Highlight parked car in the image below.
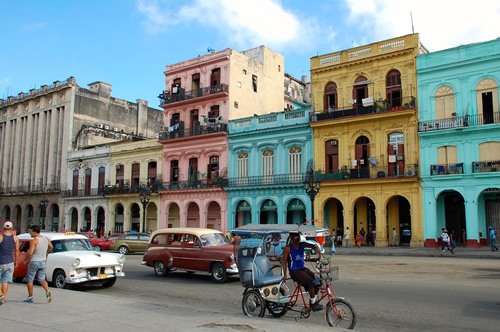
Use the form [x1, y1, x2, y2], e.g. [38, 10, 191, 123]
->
[141, 228, 238, 283]
[77, 232, 114, 251]
[110, 232, 150, 254]
[15, 232, 126, 289]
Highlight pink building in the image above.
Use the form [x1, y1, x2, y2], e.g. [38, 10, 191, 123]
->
[158, 46, 285, 232]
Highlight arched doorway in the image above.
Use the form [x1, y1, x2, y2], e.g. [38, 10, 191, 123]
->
[186, 202, 200, 228]
[115, 204, 124, 233]
[168, 203, 180, 228]
[96, 206, 105, 235]
[386, 196, 412, 246]
[83, 207, 91, 231]
[286, 198, 306, 225]
[131, 203, 140, 232]
[145, 202, 158, 232]
[70, 208, 78, 232]
[437, 191, 465, 246]
[235, 200, 251, 227]
[207, 201, 222, 231]
[353, 197, 375, 245]
[260, 199, 277, 224]
[323, 198, 344, 234]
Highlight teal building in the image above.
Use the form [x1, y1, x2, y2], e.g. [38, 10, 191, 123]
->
[417, 38, 500, 247]
[226, 108, 313, 229]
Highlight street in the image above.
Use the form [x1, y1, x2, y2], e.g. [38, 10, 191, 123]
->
[85, 254, 500, 331]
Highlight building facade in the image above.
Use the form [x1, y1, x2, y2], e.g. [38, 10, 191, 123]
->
[309, 34, 425, 247]
[226, 107, 313, 230]
[417, 38, 500, 247]
[157, 46, 285, 232]
[0, 77, 163, 233]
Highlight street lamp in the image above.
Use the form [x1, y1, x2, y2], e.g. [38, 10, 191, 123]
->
[139, 188, 151, 233]
[40, 198, 49, 230]
[303, 168, 320, 225]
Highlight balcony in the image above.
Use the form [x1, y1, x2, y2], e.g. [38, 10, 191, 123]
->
[311, 96, 415, 122]
[472, 160, 500, 173]
[419, 113, 500, 132]
[158, 84, 229, 105]
[162, 178, 225, 190]
[158, 122, 228, 141]
[223, 173, 306, 188]
[316, 164, 419, 181]
[0, 183, 60, 196]
[430, 163, 464, 176]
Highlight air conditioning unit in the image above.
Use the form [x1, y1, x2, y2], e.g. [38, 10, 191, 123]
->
[97, 123, 104, 129]
[406, 170, 416, 176]
[104, 125, 110, 130]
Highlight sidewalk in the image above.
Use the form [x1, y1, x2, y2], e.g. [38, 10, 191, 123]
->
[332, 244, 500, 259]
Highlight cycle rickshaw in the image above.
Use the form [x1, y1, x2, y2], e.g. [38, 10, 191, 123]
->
[231, 224, 356, 329]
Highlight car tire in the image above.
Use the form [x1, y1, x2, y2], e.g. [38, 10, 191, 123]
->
[52, 270, 69, 289]
[93, 245, 102, 251]
[118, 246, 129, 255]
[211, 262, 228, 283]
[101, 277, 117, 288]
[154, 261, 168, 277]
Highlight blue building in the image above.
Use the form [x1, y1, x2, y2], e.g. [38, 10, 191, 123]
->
[417, 38, 500, 247]
[226, 108, 313, 229]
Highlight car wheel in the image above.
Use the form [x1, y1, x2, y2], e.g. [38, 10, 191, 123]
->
[118, 246, 129, 255]
[53, 270, 68, 289]
[211, 262, 228, 283]
[101, 277, 116, 288]
[154, 261, 168, 277]
[93, 245, 102, 251]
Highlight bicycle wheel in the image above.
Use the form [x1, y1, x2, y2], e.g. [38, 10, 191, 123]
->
[242, 290, 266, 317]
[325, 298, 356, 329]
[267, 301, 288, 317]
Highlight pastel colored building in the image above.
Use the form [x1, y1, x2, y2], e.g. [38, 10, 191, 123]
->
[417, 38, 500, 247]
[157, 46, 285, 232]
[309, 34, 425, 247]
[226, 108, 313, 229]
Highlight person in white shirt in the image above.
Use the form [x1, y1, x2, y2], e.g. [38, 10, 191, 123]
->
[440, 228, 452, 253]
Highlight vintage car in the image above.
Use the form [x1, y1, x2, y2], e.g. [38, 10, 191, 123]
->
[77, 232, 114, 251]
[141, 228, 238, 283]
[110, 232, 150, 254]
[15, 232, 126, 289]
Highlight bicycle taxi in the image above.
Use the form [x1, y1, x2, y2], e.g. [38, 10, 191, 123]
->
[231, 224, 356, 329]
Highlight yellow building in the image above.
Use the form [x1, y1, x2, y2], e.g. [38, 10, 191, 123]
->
[309, 34, 426, 247]
[106, 139, 163, 233]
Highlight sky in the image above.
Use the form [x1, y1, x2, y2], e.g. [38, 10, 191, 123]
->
[1, 0, 499, 109]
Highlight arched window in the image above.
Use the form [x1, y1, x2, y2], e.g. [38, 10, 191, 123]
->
[238, 153, 249, 178]
[324, 82, 337, 110]
[387, 133, 404, 176]
[435, 86, 455, 119]
[353, 76, 369, 109]
[325, 140, 339, 173]
[262, 150, 274, 182]
[386, 70, 402, 108]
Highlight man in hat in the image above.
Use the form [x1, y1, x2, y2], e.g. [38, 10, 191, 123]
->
[282, 231, 323, 311]
[0, 221, 19, 305]
[488, 226, 498, 252]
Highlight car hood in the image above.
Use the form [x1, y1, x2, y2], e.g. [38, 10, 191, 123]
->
[49, 250, 124, 266]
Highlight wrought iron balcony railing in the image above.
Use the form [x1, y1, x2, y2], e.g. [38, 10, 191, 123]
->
[315, 164, 419, 181]
[223, 173, 306, 187]
[472, 160, 500, 173]
[0, 183, 61, 195]
[430, 163, 464, 176]
[162, 178, 225, 190]
[418, 113, 500, 132]
[158, 84, 229, 105]
[158, 123, 228, 141]
[311, 96, 415, 122]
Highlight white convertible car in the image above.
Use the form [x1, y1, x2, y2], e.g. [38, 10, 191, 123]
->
[16, 232, 126, 289]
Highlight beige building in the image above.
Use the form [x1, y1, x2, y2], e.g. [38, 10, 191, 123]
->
[0, 77, 163, 233]
[309, 34, 426, 247]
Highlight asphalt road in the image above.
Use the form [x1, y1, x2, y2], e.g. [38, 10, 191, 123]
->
[82, 254, 500, 331]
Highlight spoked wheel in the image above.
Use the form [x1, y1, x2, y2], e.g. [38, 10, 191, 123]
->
[325, 298, 356, 329]
[242, 290, 266, 317]
[267, 301, 288, 317]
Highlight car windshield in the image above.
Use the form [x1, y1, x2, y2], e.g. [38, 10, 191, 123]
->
[199, 233, 228, 247]
[51, 239, 93, 253]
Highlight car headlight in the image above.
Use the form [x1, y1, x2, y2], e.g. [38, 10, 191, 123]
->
[118, 254, 126, 264]
[72, 258, 81, 268]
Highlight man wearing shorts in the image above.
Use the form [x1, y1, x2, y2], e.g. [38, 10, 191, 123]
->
[282, 231, 323, 311]
[23, 225, 53, 303]
[0, 221, 19, 305]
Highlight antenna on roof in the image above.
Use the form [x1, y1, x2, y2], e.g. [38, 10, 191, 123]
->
[410, 11, 414, 34]
[207, 47, 215, 53]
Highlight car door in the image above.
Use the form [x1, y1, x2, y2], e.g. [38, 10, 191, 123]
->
[179, 234, 208, 271]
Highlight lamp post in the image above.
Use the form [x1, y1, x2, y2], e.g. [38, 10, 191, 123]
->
[139, 188, 151, 233]
[40, 198, 49, 230]
[303, 168, 320, 225]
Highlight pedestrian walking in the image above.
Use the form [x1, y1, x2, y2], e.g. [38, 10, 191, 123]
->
[355, 231, 362, 248]
[23, 225, 53, 303]
[440, 228, 452, 253]
[488, 226, 498, 252]
[344, 227, 351, 248]
[336, 228, 343, 246]
[391, 227, 398, 246]
[449, 230, 457, 254]
[0, 221, 19, 305]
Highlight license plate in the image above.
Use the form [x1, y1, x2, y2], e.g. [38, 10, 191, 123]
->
[97, 273, 107, 279]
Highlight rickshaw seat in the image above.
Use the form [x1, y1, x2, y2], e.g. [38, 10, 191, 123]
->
[238, 247, 282, 288]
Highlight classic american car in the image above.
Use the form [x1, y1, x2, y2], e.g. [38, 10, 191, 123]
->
[15, 232, 126, 289]
[141, 228, 238, 283]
